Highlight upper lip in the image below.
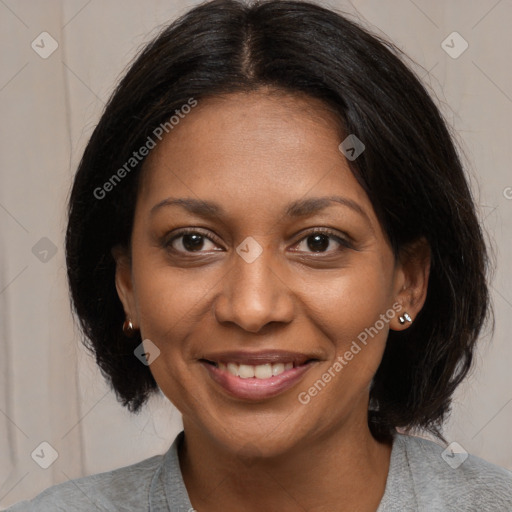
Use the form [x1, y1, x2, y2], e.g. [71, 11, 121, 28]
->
[200, 350, 318, 366]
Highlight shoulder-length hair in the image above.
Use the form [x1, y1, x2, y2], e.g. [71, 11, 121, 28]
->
[65, 0, 491, 442]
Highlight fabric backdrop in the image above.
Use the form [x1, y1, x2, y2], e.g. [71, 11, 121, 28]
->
[1, 0, 511, 507]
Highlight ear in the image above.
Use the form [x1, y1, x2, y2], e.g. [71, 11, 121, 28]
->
[390, 237, 431, 331]
[111, 244, 139, 328]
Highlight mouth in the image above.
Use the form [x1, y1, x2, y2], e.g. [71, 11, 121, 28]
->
[199, 350, 319, 401]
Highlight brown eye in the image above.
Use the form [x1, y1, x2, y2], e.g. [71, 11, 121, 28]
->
[305, 233, 330, 252]
[293, 229, 351, 254]
[180, 233, 208, 252]
[166, 229, 221, 254]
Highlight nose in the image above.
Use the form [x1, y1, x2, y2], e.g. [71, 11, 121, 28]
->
[213, 245, 295, 333]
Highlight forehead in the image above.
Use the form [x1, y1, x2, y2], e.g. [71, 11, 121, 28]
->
[137, 89, 373, 221]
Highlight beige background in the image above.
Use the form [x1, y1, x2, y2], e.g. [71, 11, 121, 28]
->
[1, 0, 511, 507]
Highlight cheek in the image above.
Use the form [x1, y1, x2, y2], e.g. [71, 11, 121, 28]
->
[133, 258, 214, 337]
[299, 262, 395, 399]
[129, 258, 214, 411]
[304, 264, 394, 344]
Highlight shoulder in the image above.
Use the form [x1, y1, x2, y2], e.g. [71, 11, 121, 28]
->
[3, 453, 164, 512]
[396, 433, 512, 510]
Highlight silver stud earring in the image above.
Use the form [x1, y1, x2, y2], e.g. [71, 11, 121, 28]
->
[398, 312, 412, 324]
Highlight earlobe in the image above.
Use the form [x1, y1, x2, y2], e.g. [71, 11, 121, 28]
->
[390, 237, 431, 331]
[111, 245, 138, 329]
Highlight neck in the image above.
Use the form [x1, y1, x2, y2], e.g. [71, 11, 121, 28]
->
[178, 418, 393, 512]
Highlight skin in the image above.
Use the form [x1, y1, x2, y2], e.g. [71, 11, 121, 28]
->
[113, 88, 430, 512]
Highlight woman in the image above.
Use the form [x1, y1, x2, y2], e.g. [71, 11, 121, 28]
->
[7, 0, 512, 510]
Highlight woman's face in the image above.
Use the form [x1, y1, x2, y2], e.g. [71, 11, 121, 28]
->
[114, 90, 426, 456]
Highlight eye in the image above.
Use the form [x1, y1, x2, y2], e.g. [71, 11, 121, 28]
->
[292, 228, 351, 254]
[164, 227, 352, 256]
[165, 229, 222, 254]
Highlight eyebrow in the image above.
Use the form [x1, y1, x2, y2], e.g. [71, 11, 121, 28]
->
[150, 195, 371, 224]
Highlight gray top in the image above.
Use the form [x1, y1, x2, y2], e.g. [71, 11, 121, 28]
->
[5, 431, 512, 511]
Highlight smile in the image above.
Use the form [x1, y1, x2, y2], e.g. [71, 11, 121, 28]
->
[199, 350, 319, 400]
[210, 361, 294, 378]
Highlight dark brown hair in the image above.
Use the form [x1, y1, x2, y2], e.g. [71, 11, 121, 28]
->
[65, 0, 492, 442]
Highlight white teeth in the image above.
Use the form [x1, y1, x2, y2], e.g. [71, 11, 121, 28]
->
[221, 362, 295, 379]
[227, 362, 239, 376]
[238, 364, 255, 379]
[272, 363, 285, 376]
[254, 363, 273, 379]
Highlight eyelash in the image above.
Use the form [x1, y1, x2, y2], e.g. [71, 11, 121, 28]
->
[164, 227, 352, 255]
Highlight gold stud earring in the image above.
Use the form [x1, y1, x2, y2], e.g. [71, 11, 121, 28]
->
[122, 319, 137, 337]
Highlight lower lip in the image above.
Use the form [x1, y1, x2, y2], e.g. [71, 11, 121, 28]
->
[201, 361, 315, 401]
